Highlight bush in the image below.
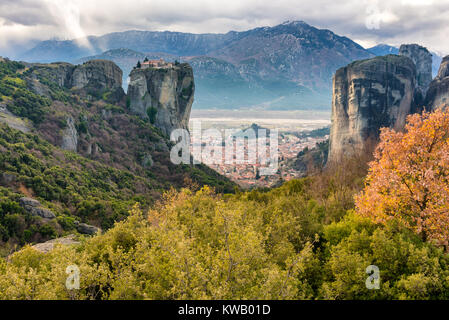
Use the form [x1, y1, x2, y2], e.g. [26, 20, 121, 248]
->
[146, 106, 157, 124]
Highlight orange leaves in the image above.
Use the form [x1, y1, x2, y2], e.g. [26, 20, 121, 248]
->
[356, 109, 449, 245]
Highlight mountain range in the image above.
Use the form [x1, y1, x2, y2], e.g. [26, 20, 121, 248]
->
[16, 21, 443, 110]
[17, 21, 374, 109]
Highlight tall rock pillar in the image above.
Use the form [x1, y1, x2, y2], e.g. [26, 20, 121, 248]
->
[399, 44, 432, 98]
[329, 55, 417, 163]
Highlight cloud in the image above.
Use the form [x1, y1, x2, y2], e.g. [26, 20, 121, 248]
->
[0, 0, 449, 57]
[44, 0, 92, 48]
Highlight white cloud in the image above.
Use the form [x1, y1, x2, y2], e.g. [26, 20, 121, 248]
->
[44, 0, 91, 48]
[0, 0, 449, 57]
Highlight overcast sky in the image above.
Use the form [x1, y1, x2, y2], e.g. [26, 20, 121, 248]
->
[0, 0, 449, 57]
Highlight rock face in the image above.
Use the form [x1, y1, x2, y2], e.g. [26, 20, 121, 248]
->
[29, 60, 125, 102]
[32, 235, 80, 253]
[399, 44, 432, 97]
[19, 197, 56, 219]
[0, 172, 17, 185]
[329, 55, 416, 163]
[127, 63, 194, 136]
[61, 116, 78, 151]
[75, 222, 101, 235]
[0, 107, 31, 133]
[71, 60, 123, 91]
[425, 55, 449, 110]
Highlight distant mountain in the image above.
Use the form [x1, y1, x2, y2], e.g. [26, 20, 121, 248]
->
[368, 43, 442, 78]
[21, 21, 375, 109]
[210, 21, 372, 90]
[367, 44, 399, 56]
[231, 123, 271, 139]
[19, 30, 233, 63]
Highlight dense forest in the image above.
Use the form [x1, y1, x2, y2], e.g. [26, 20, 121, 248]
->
[1, 109, 449, 299]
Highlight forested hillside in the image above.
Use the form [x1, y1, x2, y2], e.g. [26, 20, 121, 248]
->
[2, 109, 449, 299]
[0, 58, 235, 253]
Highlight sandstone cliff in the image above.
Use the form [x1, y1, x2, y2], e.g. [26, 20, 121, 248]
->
[399, 44, 432, 98]
[71, 60, 123, 93]
[425, 55, 449, 110]
[329, 55, 416, 163]
[28, 59, 125, 102]
[127, 63, 194, 136]
[61, 116, 78, 151]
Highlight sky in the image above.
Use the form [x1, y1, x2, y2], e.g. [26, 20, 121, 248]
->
[0, 0, 449, 57]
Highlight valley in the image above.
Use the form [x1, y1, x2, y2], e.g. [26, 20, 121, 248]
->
[1, 1, 449, 301]
[189, 109, 330, 188]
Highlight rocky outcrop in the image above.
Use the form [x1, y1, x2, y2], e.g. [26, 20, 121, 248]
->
[61, 116, 78, 151]
[71, 60, 122, 90]
[329, 55, 416, 163]
[19, 197, 56, 219]
[32, 235, 80, 253]
[0, 172, 17, 185]
[425, 55, 449, 110]
[127, 63, 195, 136]
[75, 221, 101, 235]
[0, 107, 32, 133]
[26, 62, 74, 88]
[28, 60, 125, 102]
[399, 44, 432, 97]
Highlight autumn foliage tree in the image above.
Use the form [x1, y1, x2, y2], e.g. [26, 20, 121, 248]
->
[356, 109, 449, 245]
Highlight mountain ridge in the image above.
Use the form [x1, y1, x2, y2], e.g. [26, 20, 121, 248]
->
[19, 21, 374, 109]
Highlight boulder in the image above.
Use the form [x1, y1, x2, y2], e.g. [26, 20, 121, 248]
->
[19, 197, 56, 219]
[75, 222, 101, 235]
[0, 172, 17, 185]
[32, 235, 80, 253]
[19, 197, 41, 208]
[29, 207, 56, 219]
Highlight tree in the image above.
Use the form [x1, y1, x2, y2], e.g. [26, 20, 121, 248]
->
[355, 109, 449, 245]
[146, 106, 157, 124]
[136, 61, 141, 68]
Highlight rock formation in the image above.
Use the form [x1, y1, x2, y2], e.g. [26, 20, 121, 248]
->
[32, 235, 80, 253]
[127, 63, 194, 136]
[425, 55, 449, 110]
[74, 221, 101, 235]
[399, 44, 432, 97]
[0, 172, 17, 186]
[71, 60, 123, 91]
[28, 60, 125, 102]
[61, 116, 78, 151]
[329, 55, 417, 163]
[19, 197, 56, 219]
